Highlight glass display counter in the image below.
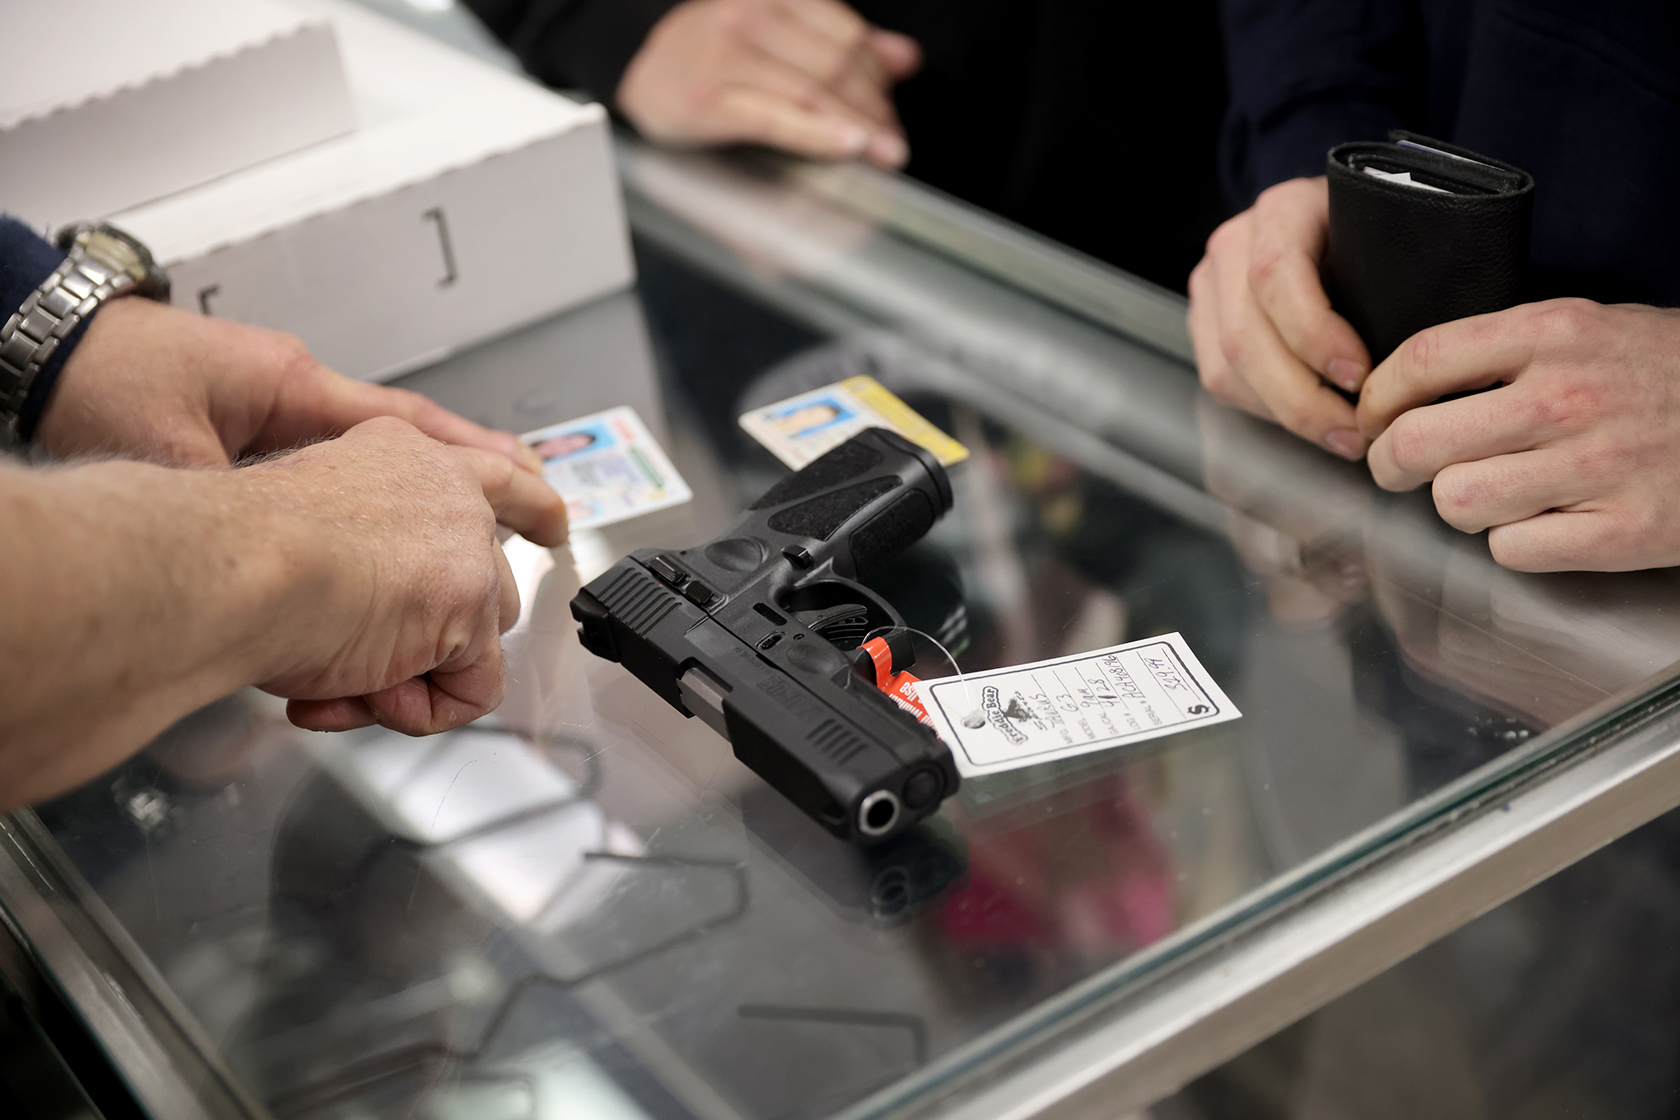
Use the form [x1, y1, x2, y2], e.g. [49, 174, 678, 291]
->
[7, 134, 1680, 1120]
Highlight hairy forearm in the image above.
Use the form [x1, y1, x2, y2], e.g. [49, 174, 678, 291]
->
[0, 459, 317, 807]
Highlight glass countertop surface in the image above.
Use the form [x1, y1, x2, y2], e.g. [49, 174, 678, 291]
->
[19, 145, 1680, 1120]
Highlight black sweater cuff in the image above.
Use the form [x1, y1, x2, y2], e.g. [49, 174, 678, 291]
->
[463, 0, 682, 107]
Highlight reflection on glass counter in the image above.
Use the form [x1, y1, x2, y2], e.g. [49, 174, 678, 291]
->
[16, 145, 1680, 1120]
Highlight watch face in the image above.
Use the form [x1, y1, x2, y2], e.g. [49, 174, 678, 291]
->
[52, 221, 170, 302]
[81, 228, 148, 282]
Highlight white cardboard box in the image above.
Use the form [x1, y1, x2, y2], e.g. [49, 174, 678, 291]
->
[109, 0, 636, 382]
[0, 0, 355, 232]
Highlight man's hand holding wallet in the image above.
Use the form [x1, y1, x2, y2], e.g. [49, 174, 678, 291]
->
[1189, 132, 1680, 574]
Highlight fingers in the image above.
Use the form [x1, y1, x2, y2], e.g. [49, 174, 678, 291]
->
[393, 393, 543, 474]
[711, 85, 872, 159]
[453, 445, 569, 546]
[1358, 309, 1538, 438]
[1187, 176, 1372, 459]
[779, 0, 869, 46]
[286, 660, 507, 736]
[1403, 441, 1643, 572]
[1189, 255, 1272, 418]
[494, 540, 522, 633]
[1366, 387, 1539, 490]
[724, 53, 907, 166]
[360, 661, 504, 736]
[248, 341, 541, 471]
[287, 696, 377, 733]
[1206, 215, 1365, 458]
[367, 608, 508, 735]
[277, 367, 544, 473]
[1247, 179, 1370, 392]
[754, 1, 889, 121]
[1426, 449, 1599, 533]
[869, 29, 921, 79]
[1486, 512, 1635, 574]
[766, 0, 913, 165]
[719, 54, 878, 143]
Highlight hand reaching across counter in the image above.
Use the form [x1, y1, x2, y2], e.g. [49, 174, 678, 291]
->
[0, 417, 568, 810]
[617, 0, 920, 169]
[34, 297, 544, 477]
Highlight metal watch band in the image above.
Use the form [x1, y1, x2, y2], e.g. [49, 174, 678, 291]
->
[0, 223, 169, 442]
[0, 251, 137, 421]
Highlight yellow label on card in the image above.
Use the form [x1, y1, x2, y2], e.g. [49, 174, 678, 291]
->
[738, 374, 970, 470]
[840, 375, 970, 466]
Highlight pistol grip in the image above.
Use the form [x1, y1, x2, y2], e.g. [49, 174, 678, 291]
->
[744, 428, 950, 579]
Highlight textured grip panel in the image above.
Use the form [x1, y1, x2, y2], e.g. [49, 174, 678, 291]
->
[750, 441, 884, 510]
[850, 491, 936, 575]
[767, 477, 899, 540]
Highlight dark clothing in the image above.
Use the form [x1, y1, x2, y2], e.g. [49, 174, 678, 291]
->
[0, 217, 88, 440]
[0, 218, 62, 331]
[463, 0, 678, 112]
[462, 0, 1231, 292]
[1221, 0, 1680, 307]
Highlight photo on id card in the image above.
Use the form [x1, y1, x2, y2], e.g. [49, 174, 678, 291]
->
[521, 406, 691, 532]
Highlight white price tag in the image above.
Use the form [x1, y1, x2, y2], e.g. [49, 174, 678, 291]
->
[915, 633, 1241, 777]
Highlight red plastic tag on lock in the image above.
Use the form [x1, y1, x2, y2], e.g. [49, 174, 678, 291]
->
[861, 636, 934, 727]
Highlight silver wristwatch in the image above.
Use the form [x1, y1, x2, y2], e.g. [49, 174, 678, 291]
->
[0, 222, 170, 438]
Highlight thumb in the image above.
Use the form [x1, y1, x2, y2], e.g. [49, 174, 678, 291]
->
[156, 417, 237, 469]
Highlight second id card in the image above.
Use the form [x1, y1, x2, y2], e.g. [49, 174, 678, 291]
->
[915, 633, 1241, 777]
[739, 375, 969, 469]
[521, 406, 692, 532]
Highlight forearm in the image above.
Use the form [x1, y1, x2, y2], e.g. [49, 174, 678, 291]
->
[0, 459, 319, 806]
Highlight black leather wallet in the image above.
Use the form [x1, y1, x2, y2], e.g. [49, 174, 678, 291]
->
[1325, 132, 1534, 363]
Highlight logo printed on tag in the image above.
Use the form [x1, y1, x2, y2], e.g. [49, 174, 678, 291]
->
[980, 685, 1029, 745]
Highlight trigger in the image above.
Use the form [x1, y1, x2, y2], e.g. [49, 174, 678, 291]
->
[793, 603, 873, 647]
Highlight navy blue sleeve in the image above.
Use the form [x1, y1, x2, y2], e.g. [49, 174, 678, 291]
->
[461, 0, 681, 108]
[0, 217, 61, 318]
[1, 215, 96, 442]
[1218, 0, 1426, 206]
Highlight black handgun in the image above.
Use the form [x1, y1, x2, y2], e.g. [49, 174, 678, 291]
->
[570, 428, 961, 843]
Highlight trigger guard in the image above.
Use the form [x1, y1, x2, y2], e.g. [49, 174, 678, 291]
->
[866, 590, 905, 633]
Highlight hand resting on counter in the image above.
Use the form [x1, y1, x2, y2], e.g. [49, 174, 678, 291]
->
[1188, 176, 1680, 573]
[618, 0, 919, 169]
